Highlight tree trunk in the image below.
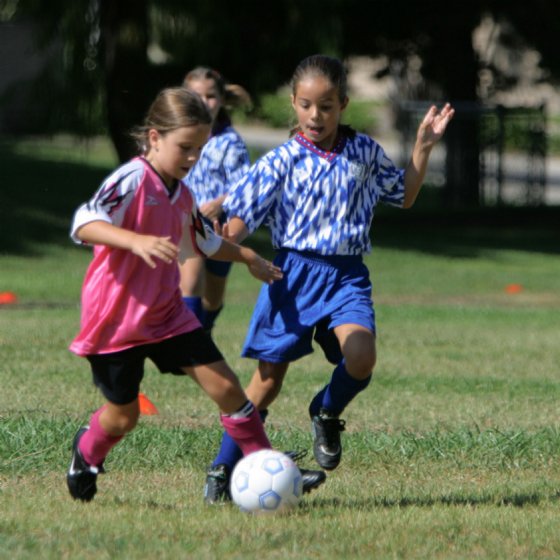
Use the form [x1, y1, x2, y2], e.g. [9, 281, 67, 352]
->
[99, 0, 151, 162]
[428, 12, 481, 208]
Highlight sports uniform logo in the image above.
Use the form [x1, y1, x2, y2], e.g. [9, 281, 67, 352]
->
[145, 195, 159, 206]
[349, 161, 368, 182]
[192, 210, 207, 239]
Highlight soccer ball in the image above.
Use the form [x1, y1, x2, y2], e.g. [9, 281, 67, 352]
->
[230, 449, 303, 514]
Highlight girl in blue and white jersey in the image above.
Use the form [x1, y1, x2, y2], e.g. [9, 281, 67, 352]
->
[180, 67, 252, 335]
[203, 54, 454, 503]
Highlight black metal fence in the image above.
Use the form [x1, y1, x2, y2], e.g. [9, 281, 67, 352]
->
[396, 101, 547, 206]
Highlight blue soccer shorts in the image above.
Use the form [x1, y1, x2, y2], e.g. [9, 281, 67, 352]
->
[241, 249, 376, 364]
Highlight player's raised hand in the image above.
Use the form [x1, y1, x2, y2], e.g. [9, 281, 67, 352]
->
[130, 234, 179, 269]
[417, 103, 455, 147]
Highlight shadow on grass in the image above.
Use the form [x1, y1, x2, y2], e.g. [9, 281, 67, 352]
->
[0, 144, 112, 255]
[244, 200, 560, 261]
[309, 490, 560, 511]
[1, 141, 559, 259]
[371, 186, 560, 257]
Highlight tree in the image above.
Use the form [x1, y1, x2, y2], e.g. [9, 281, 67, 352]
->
[98, 0, 151, 161]
[334, 0, 559, 206]
[8, 0, 154, 160]
[7, 0, 560, 206]
[335, 1, 484, 206]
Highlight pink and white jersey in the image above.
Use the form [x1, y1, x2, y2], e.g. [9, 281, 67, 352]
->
[69, 157, 222, 356]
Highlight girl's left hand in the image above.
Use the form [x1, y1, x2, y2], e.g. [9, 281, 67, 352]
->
[417, 103, 455, 146]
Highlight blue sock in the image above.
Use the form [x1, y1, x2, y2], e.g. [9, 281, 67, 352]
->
[212, 409, 268, 471]
[308, 362, 371, 418]
[201, 305, 223, 333]
[183, 296, 203, 321]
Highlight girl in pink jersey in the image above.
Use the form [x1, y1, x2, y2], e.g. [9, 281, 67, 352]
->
[66, 87, 283, 502]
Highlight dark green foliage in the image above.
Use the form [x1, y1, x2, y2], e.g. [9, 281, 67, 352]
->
[257, 93, 294, 129]
[8, 1, 560, 137]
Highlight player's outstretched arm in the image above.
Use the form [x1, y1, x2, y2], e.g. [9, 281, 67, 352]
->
[212, 240, 283, 285]
[403, 103, 455, 208]
[76, 220, 179, 269]
[215, 216, 250, 245]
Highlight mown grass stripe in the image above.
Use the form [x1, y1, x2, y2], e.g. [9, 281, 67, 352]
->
[3, 415, 560, 475]
[375, 374, 560, 396]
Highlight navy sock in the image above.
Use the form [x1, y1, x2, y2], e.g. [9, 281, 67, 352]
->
[309, 362, 371, 418]
[201, 305, 223, 333]
[212, 409, 268, 471]
[183, 296, 203, 321]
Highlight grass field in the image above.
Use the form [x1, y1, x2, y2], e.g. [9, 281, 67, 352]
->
[1, 136, 560, 559]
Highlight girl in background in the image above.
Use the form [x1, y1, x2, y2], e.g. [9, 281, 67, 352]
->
[180, 67, 252, 336]
[66, 87, 281, 502]
[204, 54, 454, 502]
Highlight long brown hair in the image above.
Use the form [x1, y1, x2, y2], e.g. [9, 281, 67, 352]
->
[131, 87, 212, 154]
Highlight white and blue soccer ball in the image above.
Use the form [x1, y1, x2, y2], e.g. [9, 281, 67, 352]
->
[230, 449, 303, 514]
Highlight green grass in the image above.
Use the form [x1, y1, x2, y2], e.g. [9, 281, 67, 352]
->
[1, 135, 560, 559]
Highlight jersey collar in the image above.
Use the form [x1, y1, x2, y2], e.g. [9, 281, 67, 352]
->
[140, 156, 180, 198]
[295, 132, 346, 162]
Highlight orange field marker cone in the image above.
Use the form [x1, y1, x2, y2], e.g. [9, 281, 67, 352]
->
[138, 393, 159, 415]
[0, 291, 17, 304]
[504, 283, 523, 294]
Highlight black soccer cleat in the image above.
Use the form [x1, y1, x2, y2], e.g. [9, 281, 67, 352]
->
[203, 463, 231, 504]
[66, 427, 102, 502]
[285, 449, 326, 494]
[300, 468, 326, 494]
[311, 408, 346, 470]
[203, 451, 326, 504]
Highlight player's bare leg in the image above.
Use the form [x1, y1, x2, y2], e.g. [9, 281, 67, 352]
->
[184, 361, 270, 455]
[67, 400, 138, 502]
[200, 269, 228, 333]
[245, 360, 289, 409]
[310, 324, 376, 470]
[203, 270, 227, 311]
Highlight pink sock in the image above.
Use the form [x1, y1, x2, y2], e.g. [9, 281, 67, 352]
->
[79, 407, 123, 467]
[220, 405, 271, 456]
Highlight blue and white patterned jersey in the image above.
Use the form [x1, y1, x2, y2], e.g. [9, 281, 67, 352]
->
[223, 131, 405, 255]
[185, 125, 250, 206]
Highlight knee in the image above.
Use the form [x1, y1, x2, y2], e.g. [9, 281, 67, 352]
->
[345, 353, 376, 379]
[115, 414, 139, 434]
[103, 407, 140, 435]
[342, 334, 376, 378]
